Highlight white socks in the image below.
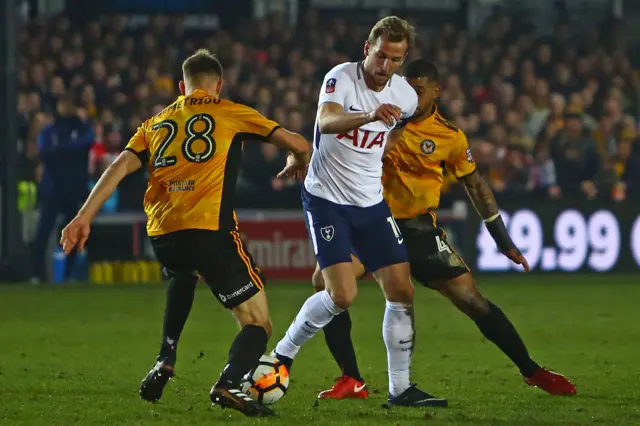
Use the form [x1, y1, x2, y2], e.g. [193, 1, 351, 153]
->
[383, 301, 414, 396]
[275, 290, 343, 359]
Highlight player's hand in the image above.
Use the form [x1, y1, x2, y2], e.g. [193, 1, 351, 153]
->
[277, 153, 308, 181]
[60, 216, 91, 255]
[504, 248, 530, 272]
[368, 104, 402, 128]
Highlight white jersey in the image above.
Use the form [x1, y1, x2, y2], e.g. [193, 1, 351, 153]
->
[304, 62, 418, 207]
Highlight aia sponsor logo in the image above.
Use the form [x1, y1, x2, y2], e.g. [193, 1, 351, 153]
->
[337, 129, 386, 149]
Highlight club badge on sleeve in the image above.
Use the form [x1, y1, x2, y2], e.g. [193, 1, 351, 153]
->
[325, 78, 336, 94]
[466, 148, 474, 163]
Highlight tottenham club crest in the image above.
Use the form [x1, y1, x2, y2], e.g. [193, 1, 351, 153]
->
[421, 139, 436, 154]
[320, 226, 334, 242]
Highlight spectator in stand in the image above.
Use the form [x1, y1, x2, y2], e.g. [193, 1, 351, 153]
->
[529, 145, 560, 199]
[15, 10, 640, 212]
[31, 96, 95, 282]
[614, 137, 640, 200]
[549, 105, 599, 199]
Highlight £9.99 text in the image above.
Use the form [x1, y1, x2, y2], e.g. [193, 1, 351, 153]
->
[476, 209, 640, 272]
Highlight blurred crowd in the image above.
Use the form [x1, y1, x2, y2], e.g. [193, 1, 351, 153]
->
[16, 10, 640, 213]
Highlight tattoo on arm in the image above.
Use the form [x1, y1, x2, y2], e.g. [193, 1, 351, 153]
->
[463, 172, 499, 219]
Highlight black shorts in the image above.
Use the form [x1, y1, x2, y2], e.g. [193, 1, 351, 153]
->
[396, 212, 470, 288]
[150, 229, 265, 309]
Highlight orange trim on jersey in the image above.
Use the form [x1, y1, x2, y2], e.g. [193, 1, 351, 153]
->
[231, 231, 264, 290]
[428, 210, 437, 227]
[448, 241, 471, 273]
[233, 212, 240, 231]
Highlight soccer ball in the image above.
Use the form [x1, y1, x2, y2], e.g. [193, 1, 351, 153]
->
[240, 355, 289, 405]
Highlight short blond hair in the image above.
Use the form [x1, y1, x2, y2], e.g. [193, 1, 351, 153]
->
[182, 49, 223, 79]
[368, 16, 415, 49]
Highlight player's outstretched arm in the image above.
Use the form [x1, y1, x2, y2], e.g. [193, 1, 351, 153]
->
[462, 172, 498, 220]
[78, 151, 142, 221]
[269, 127, 311, 156]
[60, 151, 142, 254]
[270, 128, 311, 179]
[318, 102, 401, 134]
[463, 172, 530, 272]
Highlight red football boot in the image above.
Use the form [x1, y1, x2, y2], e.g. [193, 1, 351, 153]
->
[524, 368, 576, 395]
[318, 376, 369, 399]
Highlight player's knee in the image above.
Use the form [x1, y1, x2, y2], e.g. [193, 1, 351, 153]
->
[463, 292, 490, 318]
[385, 281, 414, 304]
[445, 276, 489, 318]
[312, 266, 326, 292]
[232, 291, 272, 335]
[375, 263, 414, 304]
[326, 285, 357, 310]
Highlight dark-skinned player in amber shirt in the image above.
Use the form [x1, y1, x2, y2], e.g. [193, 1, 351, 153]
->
[311, 59, 576, 400]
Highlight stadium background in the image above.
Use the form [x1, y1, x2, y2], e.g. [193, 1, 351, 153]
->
[2, 1, 640, 425]
[1, 0, 638, 282]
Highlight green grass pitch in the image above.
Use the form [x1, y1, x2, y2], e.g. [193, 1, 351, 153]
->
[1, 275, 640, 425]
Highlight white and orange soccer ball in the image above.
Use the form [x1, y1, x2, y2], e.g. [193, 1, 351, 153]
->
[241, 355, 289, 405]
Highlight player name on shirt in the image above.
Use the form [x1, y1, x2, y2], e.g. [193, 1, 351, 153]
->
[305, 62, 418, 207]
[125, 89, 281, 235]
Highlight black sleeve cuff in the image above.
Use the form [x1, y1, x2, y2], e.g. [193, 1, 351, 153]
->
[456, 166, 477, 180]
[124, 147, 148, 165]
[265, 125, 281, 140]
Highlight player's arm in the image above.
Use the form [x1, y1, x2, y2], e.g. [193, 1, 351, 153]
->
[381, 87, 417, 154]
[269, 127, 311, 158]
[76, 151, 142, 221]
[233, 104, 311, 178]
[462, 171, 498, 219]
[270, 127, 311, 179]
[462, 172, 529, 272]
[316, 67, 401, 134]
[235, 104, 310, 157]
[61, 126, 147, 254]
[318, 102, 402, 134]
[450, 132, 530, 271]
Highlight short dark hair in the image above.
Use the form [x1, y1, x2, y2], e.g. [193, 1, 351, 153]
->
[404, 59, 439, 82]
[182, 49, 223, 80]
[368, 16, 415, 49]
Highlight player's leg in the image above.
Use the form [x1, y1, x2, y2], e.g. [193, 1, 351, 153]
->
[352, 206, 447, 407]
[209, 292, 275, 416]
[157, 272, 198, 366]
[273, 190, 354, 369]
[403, 216, 575, 396]
[274, 262, 353, 367]
[312, 257, 369, 399]
[140, 232, 199, 402]
[200, 229, 275, 417]
[432, 273, 576, 395]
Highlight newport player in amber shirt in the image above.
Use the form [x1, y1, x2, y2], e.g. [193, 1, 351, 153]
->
[60, 49, 310, 417]
[312, 59, 576, 399]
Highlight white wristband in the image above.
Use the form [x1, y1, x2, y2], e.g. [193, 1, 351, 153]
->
[483, 213, 500, 223]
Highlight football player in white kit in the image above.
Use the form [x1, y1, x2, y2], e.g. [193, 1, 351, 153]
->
[274, 16, 448, 407]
